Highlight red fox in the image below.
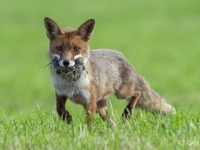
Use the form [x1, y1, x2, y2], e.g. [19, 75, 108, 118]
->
[44, 17, 174, 125]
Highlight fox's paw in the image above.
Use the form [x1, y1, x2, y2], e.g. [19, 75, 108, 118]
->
[122, 107, 132, 119]
[65, 114, 72, 124]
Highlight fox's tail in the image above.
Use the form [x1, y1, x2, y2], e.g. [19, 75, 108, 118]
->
[136, 74, 175, 114]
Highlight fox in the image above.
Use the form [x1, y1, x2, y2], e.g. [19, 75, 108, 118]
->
[44, 17, 174, 125]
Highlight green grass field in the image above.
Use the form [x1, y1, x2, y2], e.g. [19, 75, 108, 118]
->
[0, 0, 200, 149]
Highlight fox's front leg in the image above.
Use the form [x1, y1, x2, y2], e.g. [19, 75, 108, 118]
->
[85, 97, 97, 126]
[56, 93, 72, 124]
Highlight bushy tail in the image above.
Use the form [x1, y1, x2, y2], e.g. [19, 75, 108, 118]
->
[136, 74, 175, 114]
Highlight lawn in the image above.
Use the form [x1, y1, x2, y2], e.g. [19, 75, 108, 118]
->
[0, 0, 200, 149]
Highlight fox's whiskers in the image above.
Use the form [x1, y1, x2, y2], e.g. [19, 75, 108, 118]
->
[43, 62, 52, 68]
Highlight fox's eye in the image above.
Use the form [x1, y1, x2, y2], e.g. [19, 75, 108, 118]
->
[73, 46, 80, 52]
[56, 46, 63, 51]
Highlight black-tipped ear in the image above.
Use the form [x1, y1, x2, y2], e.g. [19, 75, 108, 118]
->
[76, 19, 95, 41]
[44, 17, 62, 40]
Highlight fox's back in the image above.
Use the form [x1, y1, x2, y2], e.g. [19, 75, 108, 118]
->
[89, 49, 138, 99]
[90, 49, 136, 79]
[90, 49, 125, 78]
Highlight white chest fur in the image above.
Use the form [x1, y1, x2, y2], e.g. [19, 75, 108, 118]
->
[51, 72, 90, 105]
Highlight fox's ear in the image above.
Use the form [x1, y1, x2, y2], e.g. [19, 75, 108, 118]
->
[44, 17, 62, 40]
[76, 19, 95, 41]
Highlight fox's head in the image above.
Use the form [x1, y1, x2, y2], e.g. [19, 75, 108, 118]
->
[44, 17, 95, 68]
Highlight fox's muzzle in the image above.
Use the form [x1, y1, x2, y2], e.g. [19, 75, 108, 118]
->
[51, 54, 75, 67]
[63, 60, 70, 67]
[59, 59, 75, 67]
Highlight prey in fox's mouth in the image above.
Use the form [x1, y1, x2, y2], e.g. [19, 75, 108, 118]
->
[50, 54, 86, 81]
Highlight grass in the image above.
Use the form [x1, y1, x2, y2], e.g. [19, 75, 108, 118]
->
[0, 0, 200, 149]
[1, 109, 199, 150]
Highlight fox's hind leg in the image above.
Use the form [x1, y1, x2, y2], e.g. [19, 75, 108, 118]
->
[56, 93, 72, 124]
[97, 99, 115, 126]
[122, 91, 141, 119]
[97, 99, 108, 121]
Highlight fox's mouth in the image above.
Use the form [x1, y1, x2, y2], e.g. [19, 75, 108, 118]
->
[51, 54, 86, 81]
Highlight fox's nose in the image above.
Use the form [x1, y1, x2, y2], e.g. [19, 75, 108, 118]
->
[63, 60, 70, 67]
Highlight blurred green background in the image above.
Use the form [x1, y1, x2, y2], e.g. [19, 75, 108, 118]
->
[0, 0, 200, 116]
